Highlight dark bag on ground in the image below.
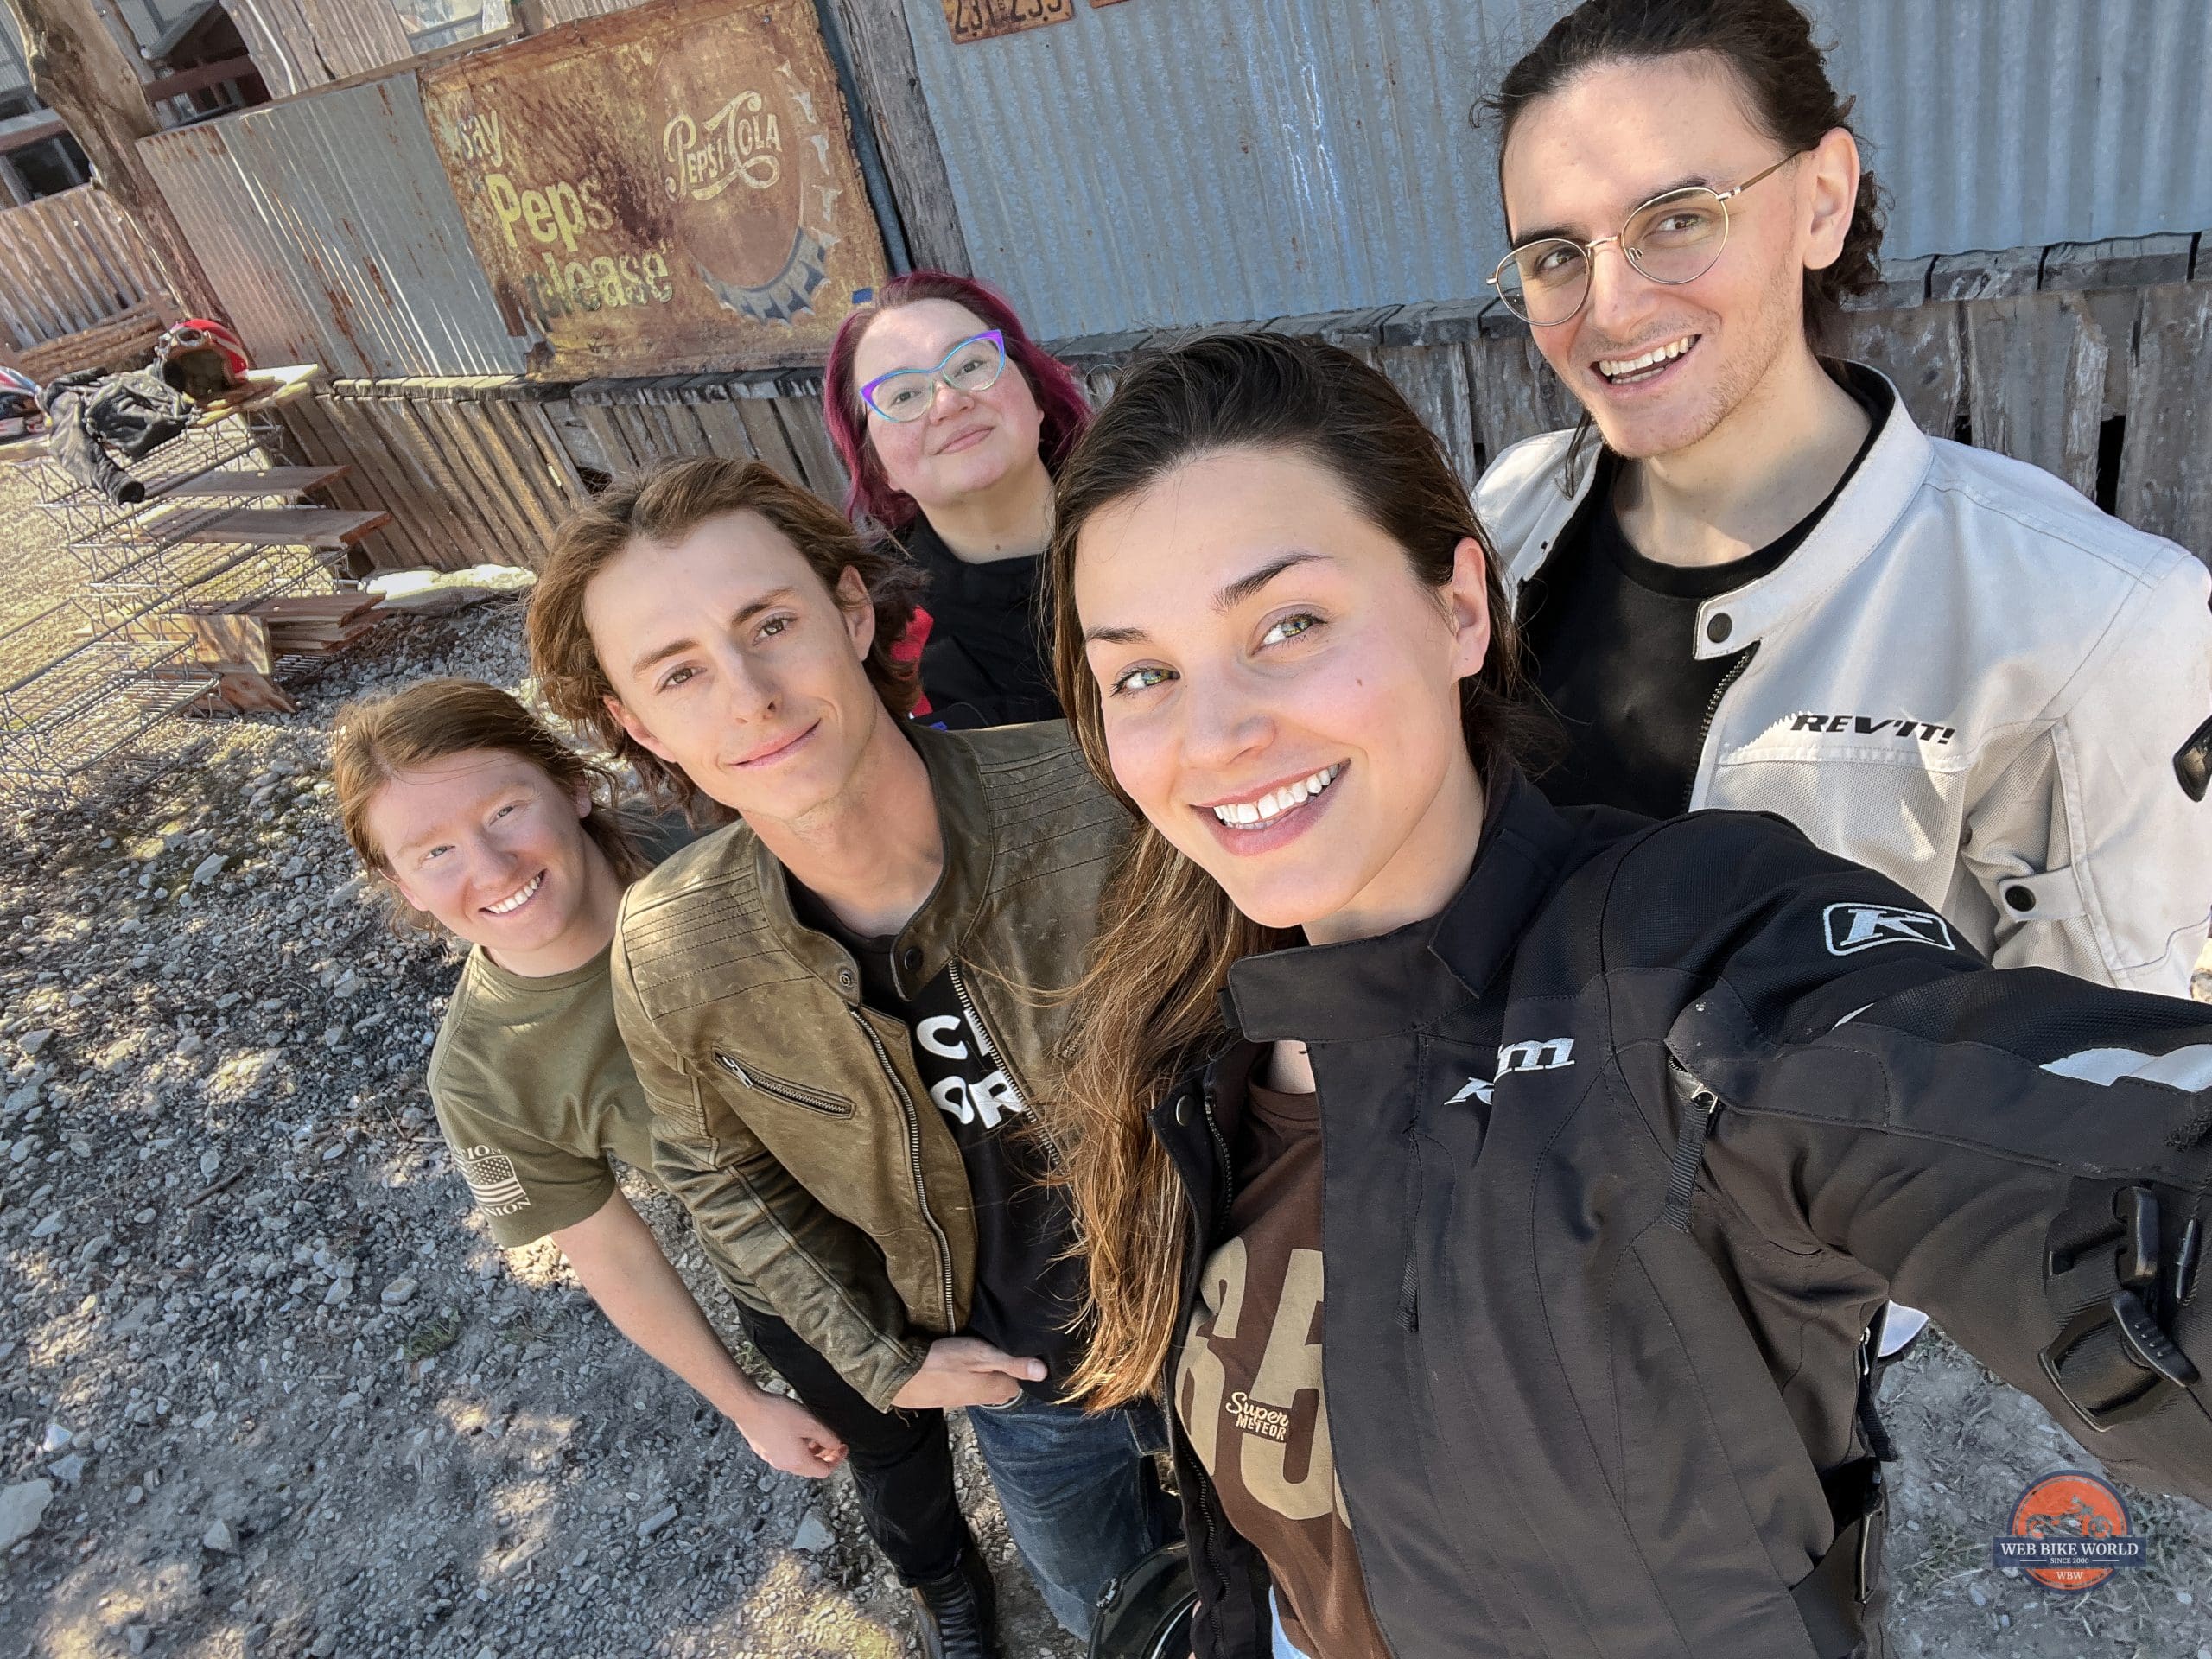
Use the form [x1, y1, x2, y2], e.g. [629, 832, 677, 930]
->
[1088, 1540, 1197, 1659]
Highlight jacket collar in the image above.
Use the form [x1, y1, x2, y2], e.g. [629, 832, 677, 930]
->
[1505, 364, 1933, 660]
[1220, 770, 1577, 1045]
[752, 720, 995, 1001]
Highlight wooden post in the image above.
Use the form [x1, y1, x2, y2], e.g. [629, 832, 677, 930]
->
[1, 0, 226, 321]
[818, 0, 971, 276]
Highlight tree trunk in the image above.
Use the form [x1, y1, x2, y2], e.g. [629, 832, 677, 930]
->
[2, 0, 226, 322]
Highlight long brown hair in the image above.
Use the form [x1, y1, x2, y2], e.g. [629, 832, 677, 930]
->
[1046, 333, 1539, 1408]
[527, 455, 924, 812]
[331, 677, 648, 931]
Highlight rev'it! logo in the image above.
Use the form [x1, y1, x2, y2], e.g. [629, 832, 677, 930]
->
[1790, 713, 1956, 743]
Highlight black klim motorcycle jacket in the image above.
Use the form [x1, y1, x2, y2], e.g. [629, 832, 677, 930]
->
[1153, 771, 2212, 1659]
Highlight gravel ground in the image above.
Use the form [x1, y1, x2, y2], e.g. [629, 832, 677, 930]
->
[0, 484, 2207, 1656]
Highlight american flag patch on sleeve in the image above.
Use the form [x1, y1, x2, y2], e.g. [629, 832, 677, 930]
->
[456, 1145, 531, 1212]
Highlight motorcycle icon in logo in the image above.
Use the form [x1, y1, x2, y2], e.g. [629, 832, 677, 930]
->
[1991, 1470, 2144, 1592]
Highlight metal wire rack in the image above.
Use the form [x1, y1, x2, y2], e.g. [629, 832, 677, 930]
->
[0, 366, 347, 809]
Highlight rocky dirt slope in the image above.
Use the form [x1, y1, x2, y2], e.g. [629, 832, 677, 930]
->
[0, 538, 2205, 1655]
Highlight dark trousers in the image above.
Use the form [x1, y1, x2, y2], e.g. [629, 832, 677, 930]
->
[735, 1301, 969, 1585]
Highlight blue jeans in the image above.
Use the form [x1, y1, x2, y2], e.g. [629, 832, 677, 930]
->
[1271, 1592, 1313, 1658]
[965, 1392, 1181, 1637]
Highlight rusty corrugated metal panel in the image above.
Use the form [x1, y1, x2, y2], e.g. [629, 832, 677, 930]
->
[535, 0, 652, 25]
[899, 0, 2212, 340]
[0, 186, 166, 347]
[223, 0, 415, 97]
[422, 0, 887, 378]
[139, 73, 524, 378]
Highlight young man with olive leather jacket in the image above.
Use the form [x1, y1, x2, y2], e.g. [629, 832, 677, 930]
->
[612, 718, 1178, 1642]
[1156, 771, 2212, 1659]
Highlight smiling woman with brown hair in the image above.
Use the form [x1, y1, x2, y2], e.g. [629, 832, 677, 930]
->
[1046, 332, 2212, 1659]
[330, 677, 849, 1477]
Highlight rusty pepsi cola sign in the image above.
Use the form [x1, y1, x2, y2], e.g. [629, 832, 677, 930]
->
[424, 0, 887, 378]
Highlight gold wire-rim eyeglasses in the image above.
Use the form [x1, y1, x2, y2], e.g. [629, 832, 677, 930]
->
[1488, 151, 1807, 327]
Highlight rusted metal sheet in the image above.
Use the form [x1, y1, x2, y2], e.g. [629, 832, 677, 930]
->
[0, 186, 168, 351]
[223, 0, 416, 98]
[536, 0, 652, 22]
[2119, 283, 2212, 563]
[940, 0, 1072, 46]
[138, 75, 524, 380]
[422, 0, 889, 379]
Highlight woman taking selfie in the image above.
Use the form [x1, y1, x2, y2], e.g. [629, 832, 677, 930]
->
[1047, 334, 2212, 1659]
[824, 270, 1090, 726]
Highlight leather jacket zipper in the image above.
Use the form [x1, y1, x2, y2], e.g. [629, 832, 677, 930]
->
[1684, 640, 1758, 813]
[713, 1052, 853, 1117]
[944, 958, 1068, 1171]
[849, 1007, 958, 1324]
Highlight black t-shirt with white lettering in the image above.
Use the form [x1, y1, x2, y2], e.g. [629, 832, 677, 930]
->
[1522, 369, 1890, 819]
[791, 887, 1087, 1395]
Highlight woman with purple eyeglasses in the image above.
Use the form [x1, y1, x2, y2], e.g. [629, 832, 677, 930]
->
[825, 271, 1091, 727]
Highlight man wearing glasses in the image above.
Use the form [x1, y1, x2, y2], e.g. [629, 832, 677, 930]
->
[1476, 0, 2212, 1002]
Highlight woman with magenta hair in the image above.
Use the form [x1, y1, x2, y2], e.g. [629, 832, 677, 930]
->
[824, 270, 1090, 727]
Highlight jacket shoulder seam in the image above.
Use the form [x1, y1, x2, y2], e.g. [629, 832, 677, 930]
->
[1921, 458, 2195, 590]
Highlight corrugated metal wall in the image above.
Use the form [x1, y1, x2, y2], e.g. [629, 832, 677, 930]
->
[138, 73, 524, 378]
[899, 0, 2212, 340]
[223, 0, 418, 99]
[898, 0, 1547, 339]
[1818, 0, 2212, 257]
[536, 0, 650, 25]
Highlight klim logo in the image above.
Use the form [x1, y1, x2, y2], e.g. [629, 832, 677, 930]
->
[1822, 903, 1957, 957]
[1447, 1038, 1575, 1105]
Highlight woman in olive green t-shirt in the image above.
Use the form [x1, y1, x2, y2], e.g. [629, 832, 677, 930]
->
[333, 677, 845, 1478]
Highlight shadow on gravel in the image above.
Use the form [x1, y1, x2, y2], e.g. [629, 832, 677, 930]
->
[1, 597, 2202, 1659]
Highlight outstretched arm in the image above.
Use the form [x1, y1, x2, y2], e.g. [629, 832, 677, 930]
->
[1649, 816, 2212, 1501]
[552, 1187, 846, 1478]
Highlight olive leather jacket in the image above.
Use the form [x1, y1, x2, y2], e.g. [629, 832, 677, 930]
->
[610, 721, 1128, 1409]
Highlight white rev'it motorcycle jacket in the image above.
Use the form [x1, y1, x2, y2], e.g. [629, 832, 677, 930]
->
[1477, 367, 2212, 996]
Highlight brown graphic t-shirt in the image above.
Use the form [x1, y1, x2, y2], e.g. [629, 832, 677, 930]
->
[1174, 1082, 1390, 1659]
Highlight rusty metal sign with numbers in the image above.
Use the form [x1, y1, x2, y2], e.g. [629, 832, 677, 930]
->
[423, 0, 888, 378]
[941, 0, 1075, 45]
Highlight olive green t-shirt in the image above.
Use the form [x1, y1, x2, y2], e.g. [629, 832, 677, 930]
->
[427, 943, 656, 1246]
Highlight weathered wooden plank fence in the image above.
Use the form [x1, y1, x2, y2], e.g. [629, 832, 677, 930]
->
[261, 247, 2212, 579]
[0, 185, 171, 379]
